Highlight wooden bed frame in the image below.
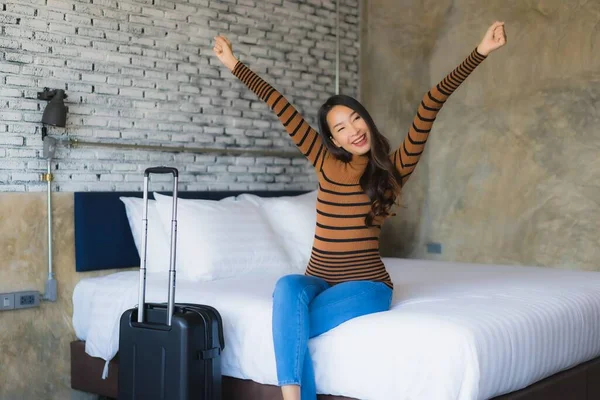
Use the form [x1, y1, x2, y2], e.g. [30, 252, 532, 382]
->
[70, 190, 600, 399]
[71, 340, 600, 400]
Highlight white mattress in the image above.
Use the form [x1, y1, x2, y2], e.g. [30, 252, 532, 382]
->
[72, 258, 600, 400]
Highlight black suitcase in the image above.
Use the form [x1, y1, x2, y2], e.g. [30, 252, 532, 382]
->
[118, 166, 225, 400]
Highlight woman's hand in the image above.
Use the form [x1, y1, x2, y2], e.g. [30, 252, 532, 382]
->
[213, 35, 238, 71]
[477, 21, 507, 56]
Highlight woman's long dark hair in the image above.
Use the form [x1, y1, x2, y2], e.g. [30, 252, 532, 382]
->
[317, 95, 403, 226]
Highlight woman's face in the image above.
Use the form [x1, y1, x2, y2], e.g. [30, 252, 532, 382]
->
[326, 105, 371, 155]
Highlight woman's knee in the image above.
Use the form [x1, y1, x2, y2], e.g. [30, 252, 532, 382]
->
[272, 274, 328, 303]
[273, 274, 305, 296]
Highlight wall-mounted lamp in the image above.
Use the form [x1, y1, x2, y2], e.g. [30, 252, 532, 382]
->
[37, 88, 68, 141]
[36, 87, 67, 303]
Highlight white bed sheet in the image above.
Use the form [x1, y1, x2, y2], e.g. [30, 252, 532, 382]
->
[72, 258, 600, 400]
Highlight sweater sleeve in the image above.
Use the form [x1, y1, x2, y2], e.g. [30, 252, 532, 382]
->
[232, 61, 327, 168]
[390, 48, 487, 187]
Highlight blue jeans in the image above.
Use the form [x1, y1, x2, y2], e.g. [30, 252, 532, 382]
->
[272, 274, 393, 399]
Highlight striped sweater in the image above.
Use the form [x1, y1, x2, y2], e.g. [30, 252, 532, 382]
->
[232, 48, 487, 289]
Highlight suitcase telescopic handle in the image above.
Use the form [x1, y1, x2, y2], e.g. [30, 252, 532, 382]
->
[138, 166, 179, 327]
[144, 166, 179, 177]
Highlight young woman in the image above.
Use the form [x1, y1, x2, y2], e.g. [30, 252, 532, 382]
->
[214, 21, 506, 400]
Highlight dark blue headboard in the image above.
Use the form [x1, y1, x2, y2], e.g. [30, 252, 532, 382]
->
[74, 190, 308, 272]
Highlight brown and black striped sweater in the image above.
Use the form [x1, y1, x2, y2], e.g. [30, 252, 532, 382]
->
[232, 48, 487, 289]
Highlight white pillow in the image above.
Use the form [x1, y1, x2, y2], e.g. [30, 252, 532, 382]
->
[153, 192, 294, 282]
[119, 197, 171, 273]
[237, 191, 317, 271]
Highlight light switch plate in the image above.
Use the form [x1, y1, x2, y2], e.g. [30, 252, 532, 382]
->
[0, 293, 15, 311]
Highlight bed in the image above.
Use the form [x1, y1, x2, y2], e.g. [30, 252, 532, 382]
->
[70, 190, 600, 400]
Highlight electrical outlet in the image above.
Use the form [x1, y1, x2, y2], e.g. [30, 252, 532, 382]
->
[426, 242, 442, 254]
[14, 291, 40, 310]
[21, 295, 35, 305]
[0, 293, 15, 311]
